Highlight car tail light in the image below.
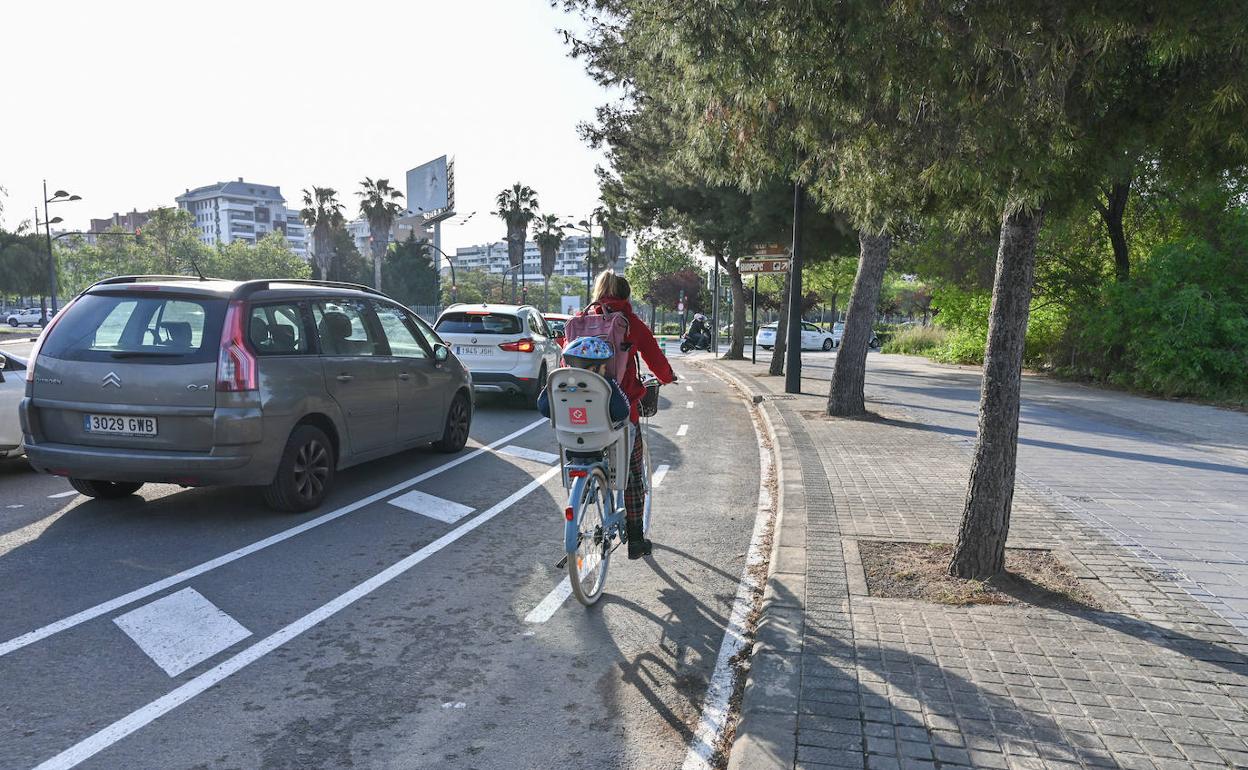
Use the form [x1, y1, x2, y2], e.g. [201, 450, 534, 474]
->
[26, 298, 77, 383]
[217, 300, 257, 392]
[499, 338, 535, 353]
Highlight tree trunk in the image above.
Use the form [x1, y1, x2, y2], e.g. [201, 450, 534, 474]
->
[949, 205, 1045, 579]
[827, 232, 891, 416]
[768, 271, 791, 377]
[719, 255, 747, 360]
[828, 291, 838, 323]
[372, 233, 386, 290]
[1097, 180, 1131, 282]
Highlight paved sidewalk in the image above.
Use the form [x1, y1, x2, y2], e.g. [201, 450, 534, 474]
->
[706, 356, 1248, 770]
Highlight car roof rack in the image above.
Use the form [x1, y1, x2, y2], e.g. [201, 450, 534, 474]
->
[231, 278, 386, 300]
[89, 275, 211, 289]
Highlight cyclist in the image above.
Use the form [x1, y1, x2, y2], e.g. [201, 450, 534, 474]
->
[537, 336, 630, 424]
[578, 270, 677, 559]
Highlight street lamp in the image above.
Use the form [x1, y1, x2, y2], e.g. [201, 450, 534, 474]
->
[424, 240, 459, 304]
[499, 262, 523, 303]
[562, 217, 596, 305]
[42, 181, 82, 321]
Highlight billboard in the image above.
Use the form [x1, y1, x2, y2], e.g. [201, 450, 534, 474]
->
[405, 155, 451, 216]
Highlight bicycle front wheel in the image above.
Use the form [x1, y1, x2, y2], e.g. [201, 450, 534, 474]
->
[568, 467, 612, 606]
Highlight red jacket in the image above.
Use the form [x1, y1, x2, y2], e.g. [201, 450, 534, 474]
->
[582, 297, 676, 421]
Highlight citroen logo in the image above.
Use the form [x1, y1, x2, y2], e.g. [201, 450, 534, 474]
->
[101, 372, 122, 388]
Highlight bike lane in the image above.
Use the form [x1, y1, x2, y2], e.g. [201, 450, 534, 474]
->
[14, 363, 765, 769]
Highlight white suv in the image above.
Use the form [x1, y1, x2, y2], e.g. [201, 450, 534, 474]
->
[434, 304, 561, 408]
[6, 308, 51, 327]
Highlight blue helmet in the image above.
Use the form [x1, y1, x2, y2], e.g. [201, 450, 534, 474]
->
[563, 336, 614, 367]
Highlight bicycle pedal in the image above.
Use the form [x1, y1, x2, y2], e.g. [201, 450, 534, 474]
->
[555, 554, 569, 569]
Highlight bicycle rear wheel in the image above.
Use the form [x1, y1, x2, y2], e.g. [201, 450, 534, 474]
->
[641, 426, 653, 536]
[568, 467, 612, 606]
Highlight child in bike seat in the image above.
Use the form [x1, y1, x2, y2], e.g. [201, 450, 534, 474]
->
[538, 336, 630, 424]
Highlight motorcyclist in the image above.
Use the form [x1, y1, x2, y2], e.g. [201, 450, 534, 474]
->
[686, 313, 710, 350]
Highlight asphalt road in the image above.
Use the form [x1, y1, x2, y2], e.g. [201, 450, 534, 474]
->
[0, 355, 762, 769]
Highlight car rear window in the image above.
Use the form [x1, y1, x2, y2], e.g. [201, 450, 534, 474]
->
[435, 312, 521, 335]
[40, 292, 227, 364]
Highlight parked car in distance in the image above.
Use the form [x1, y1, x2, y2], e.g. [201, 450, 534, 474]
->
[755, 321, 837, 351]
[0, 351, 27, 459]
[6, 308, 53, 327]
[543, 312, 572, 348]
[434, 303, 561, 408]
[20, 277, 473, 511]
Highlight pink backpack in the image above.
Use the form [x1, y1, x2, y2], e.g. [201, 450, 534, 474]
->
[562, 302, 632, 381]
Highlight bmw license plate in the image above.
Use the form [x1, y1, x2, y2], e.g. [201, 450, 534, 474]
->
[455, 345, 493, 356]
[84, 414, 158, 437]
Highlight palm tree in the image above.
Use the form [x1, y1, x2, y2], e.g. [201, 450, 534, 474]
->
[357, 177, 405, 290]
[494, 183, 539, 302]
[532, 214, 565, 312]
[300, 187, 345, 280]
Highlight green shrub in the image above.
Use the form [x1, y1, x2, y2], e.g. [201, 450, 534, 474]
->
[1070, 234, 1248, 400]
[882, 325, 948, 355]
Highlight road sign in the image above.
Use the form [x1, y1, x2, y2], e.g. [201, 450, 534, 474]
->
[739, 258, 790, 274]
[751, 243, 789, 257]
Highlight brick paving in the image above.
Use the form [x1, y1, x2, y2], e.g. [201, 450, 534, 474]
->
[714, 355, 1248, 770]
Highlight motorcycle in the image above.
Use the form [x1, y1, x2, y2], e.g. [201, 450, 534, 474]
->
[679, 331, 713, 353]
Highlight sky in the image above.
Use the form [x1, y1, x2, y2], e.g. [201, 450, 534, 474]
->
[0, 0, 615, 254]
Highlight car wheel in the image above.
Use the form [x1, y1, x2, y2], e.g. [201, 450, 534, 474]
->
[69, 478, 144, 499]
[433, 392, 472, 453]
[762, 345, 772, 351]
[263, 425, 334, 512]
[822, 338, 834, 351]
[527, 364, 548, 410]
[7, 319, 16, 327]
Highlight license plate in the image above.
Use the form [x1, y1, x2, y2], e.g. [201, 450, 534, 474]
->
[455, 345, 493, 356]
[84, 414, 158, 437]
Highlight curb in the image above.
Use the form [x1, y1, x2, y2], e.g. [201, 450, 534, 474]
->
[696, 360, 806, 770]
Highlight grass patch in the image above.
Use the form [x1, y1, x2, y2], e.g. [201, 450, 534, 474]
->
[881, 324, 947, 356]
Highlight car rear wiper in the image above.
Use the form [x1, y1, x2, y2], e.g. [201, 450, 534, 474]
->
[109, 351, 183, 359]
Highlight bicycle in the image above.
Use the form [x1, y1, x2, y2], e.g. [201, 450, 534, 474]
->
[548, 369, 661, 606]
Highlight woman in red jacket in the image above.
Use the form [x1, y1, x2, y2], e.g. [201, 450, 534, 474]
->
[580, 270, 677, 559]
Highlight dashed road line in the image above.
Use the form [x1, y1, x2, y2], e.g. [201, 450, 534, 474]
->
[686, 401, 695, 409]
[652, 464, 670, 487]
[48, 491, 78, 499]
[112, 588, 251, 677]
[498, 445, 560, 464]
[524, 578, 572, 624]
[677, 424, 689, 437]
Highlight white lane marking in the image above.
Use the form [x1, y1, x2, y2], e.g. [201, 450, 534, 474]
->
[681, 372, 776, 770]
[686, 401, 695, 409]
[6, 504, 23, 509]
[524, 577, 572, 623]
[48, 491, 78, 499]
[0, 418, 547, 660]
[498, 445, 559, 465]
[686, 385, 693, 392]
[677, 424, 689, 437]
[35, 465, 562, 770]
[112, 588, 251, 677]
[441, 701, 467, 709]
[388, 490, 474, 523]
[652, 464, 670, 488]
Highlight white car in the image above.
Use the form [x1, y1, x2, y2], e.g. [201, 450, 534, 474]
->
[0, 351, 27, 458]
[5, 308, 52, 327]
[755, 321, 837, 351]
[434, 303, 561, 408]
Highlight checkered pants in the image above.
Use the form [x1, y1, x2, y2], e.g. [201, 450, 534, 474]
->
[623, 424, 646, 523]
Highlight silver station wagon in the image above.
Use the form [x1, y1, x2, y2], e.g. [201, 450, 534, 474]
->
[21, 276, 473, 511]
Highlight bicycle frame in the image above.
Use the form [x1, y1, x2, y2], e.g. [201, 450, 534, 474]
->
[561, 423, 634, 554]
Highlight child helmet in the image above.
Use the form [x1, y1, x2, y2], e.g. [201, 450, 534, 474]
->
[563, 336, 614, 368]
